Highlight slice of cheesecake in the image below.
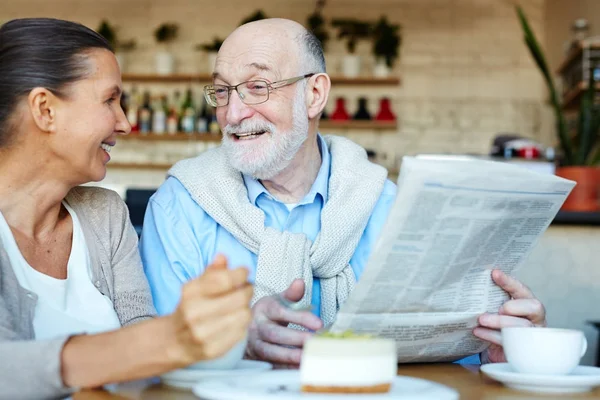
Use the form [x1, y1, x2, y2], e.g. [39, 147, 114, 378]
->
[300, 331, 397, 393]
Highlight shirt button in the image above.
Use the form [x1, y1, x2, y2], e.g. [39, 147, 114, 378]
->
[95, 281, 101, 287]
[26, 293, 34, 299]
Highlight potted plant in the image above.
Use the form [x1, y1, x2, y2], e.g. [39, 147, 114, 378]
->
[97, 20, 136, 72]
[195, 37, 224, 73]
[371, 17, 401, 77]
[331, 18, 372, 77]
[307, 0, 329, 52]
[153, 22, 179, 75]
[517, 6, 600, 211]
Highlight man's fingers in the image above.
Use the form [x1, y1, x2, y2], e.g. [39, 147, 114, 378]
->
[473, 327, 502, 346]
[251, 339, 303, 365]
[478, 313, 534, 330]
[257, 321, 314, 347]
[282, 279, 305, 302]
[491, 269, 534, 299]
[263, 300, 323, 331]
[499, 299, 546, 325]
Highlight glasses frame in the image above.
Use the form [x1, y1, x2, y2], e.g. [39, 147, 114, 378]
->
[203, 73, 315, 107]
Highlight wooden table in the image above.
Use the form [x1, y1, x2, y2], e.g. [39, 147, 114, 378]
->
[73, 364, 600, 400]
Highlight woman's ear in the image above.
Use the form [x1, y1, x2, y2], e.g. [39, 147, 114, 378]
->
[306, 73, 331, 120]
[28, 88, 57, 133]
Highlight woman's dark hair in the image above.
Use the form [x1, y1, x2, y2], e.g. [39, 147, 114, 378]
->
[0, 18, 112, 147]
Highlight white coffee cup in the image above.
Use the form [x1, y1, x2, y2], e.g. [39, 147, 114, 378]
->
[501, 327, 587, 375]
[187, 336, 247, 370]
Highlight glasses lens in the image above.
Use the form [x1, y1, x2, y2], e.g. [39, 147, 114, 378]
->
[238, 80, 269, 105]
[212, 85, 231, 106]
[203, 86, 217, 107]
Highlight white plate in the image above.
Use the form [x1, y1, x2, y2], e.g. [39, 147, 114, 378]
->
[161, 360, 272, 389]
[192, 370, 458, 399]
[481, 363, 600, 394]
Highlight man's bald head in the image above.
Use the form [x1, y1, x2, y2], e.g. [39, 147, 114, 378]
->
[218, 18, 325, 77]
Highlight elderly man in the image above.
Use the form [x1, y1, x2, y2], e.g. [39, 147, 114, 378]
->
[140, 18, 546, 366]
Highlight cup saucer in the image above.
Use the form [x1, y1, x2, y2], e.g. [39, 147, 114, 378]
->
[481, 363, 600, 394]
[161, 360, 272, 389]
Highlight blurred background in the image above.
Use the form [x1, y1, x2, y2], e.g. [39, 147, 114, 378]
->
[1, 0, 600, 365]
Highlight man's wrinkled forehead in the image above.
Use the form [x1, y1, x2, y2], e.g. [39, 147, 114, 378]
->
[217, 29, 299, 78]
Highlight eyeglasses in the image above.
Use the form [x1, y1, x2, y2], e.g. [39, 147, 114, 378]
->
[203, 73, 315, 107]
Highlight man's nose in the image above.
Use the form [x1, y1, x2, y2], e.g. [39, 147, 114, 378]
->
[225, 89, 254, 126]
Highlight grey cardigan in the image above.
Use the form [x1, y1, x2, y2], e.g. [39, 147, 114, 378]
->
[0, 186, 157, 400]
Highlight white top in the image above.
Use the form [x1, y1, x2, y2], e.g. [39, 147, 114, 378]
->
[0, 202, 121, 340]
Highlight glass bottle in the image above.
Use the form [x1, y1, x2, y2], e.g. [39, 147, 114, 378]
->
[138, 91, 153, 134]
[330, 97, 350, 121]
[196, 100, 209, 134]
[166, 93, 179, 135]
[152, 95, 167, 135]
[353, 97, 372, 120]
[375, 97, 396, 121]
[180, 88, 196, 135]
[126, 86, 140, 133]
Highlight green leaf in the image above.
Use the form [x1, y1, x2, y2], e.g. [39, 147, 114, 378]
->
[576, 75, 594, 164]
[588, 145, 600, 165]
[516, 6, 573, 164]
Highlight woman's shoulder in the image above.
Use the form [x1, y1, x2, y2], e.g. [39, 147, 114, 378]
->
[65, 186, 129, 232]
[66, 186, 126, 213]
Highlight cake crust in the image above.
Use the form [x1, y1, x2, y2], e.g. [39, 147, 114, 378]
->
[301, 383, 391, 393]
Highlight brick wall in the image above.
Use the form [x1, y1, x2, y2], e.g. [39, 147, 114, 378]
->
[1, 0, 551, 169]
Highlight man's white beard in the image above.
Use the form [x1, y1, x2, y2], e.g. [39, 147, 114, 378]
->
[221, 89, 309, 180]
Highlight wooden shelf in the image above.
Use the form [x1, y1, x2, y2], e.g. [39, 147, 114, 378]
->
[122, 74, 208, 83]
[330, 76, 400, 85]
[557, 41, 600, 75]
[120, 133, 221, 142]
[117, 122, 397, 142]
[561, 81, 600, 110]
[122, 74, 400, 86]
[320, 120, 397, 130]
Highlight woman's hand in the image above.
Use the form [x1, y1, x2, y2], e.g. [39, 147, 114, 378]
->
[167, 254, 253, 366]
[61, 254, 253, 389]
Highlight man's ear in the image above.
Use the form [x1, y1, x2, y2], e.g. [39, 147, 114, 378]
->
[306, 73, 331, 120]
[27, 88, 57, 133]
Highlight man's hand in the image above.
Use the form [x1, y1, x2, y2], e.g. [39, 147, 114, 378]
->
[246, 279, 323, 366]
[474, 269, 546, 363]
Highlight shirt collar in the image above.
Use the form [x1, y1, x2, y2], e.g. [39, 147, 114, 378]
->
[243, 134, 330, 206]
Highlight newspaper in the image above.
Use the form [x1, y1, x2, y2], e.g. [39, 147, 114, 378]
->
[330, 156, 576, 363]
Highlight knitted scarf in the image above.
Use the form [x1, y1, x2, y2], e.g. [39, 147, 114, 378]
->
[169, 135, 387, 326]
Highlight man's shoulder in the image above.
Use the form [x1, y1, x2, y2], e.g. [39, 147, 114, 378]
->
[150, 177, 215, 223]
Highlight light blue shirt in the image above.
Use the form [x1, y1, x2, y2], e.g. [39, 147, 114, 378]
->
[139, 135, 479, 364]
[140, 135, 396, 315]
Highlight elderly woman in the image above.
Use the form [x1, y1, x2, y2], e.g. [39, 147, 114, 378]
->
[0, 17, 252, 400]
